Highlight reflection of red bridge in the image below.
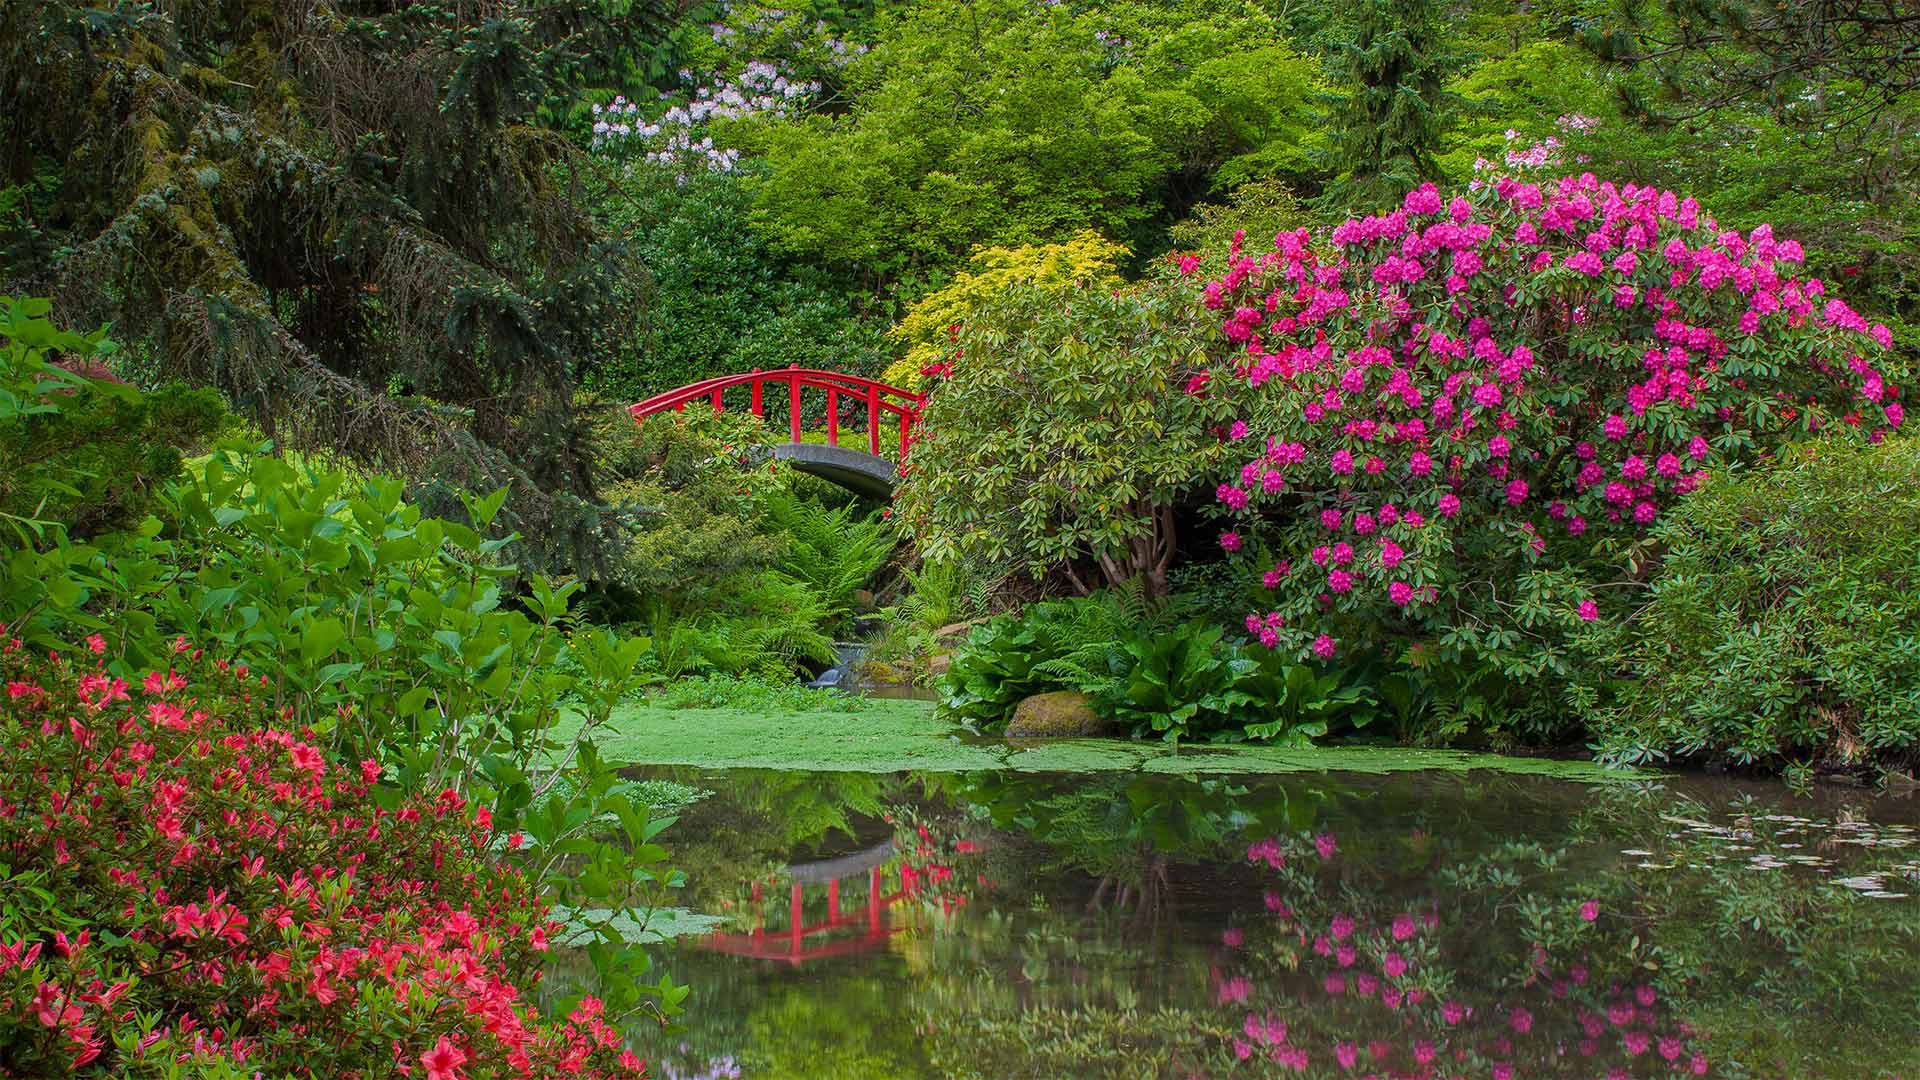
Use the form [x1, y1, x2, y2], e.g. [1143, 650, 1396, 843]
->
[700, 839, 908, 966]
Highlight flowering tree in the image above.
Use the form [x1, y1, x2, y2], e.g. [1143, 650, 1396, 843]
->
[1194, 174, 1903, 725]
[0, 636, 649, 1078]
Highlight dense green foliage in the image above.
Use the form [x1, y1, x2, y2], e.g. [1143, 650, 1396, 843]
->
[584, 169, 889, 399]
[736, 0, 1322, 286]
[597, 407, 893, 676]
[938, 590, 1376, 744]
[1319, 0, 1453, 210]
[896, 278, 1232, 596]
[0, 296, 223, 539]
[1577, 438, 1920, 771]
[0, 0, 674, 571]
[0, 307, 692, 1041]
[5, 0, 1917, 775]
[881, 231, 1129, 391]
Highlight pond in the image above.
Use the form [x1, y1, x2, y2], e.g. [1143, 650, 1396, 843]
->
[586, 764, 1920, 1079]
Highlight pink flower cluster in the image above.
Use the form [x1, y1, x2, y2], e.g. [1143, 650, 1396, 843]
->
[1200, 174, 1902, 660]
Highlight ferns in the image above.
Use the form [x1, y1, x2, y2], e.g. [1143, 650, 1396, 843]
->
[757, 488, 897, 629]
[644, 572, 839, 678]
[897, 558, 995, 632]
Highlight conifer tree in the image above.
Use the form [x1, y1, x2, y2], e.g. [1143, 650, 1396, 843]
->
[1319, 0, 1453, 212]
[0, 0, 674, 574]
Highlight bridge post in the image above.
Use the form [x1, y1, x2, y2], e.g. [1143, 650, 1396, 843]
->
[788, 364, 802, 443]
[710, 388, 724, 412]
[751, 369, 763, 416]
[867, 388, 880, 456]
[790, 881, 804, 956]
[827, 389, 839, 447]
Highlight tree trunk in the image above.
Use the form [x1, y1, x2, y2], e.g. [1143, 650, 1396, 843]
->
[1091, 500, 1177, 598]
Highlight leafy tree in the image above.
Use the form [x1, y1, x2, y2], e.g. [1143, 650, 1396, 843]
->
[896, 277, 1233, 597]
[1588, 0, 1920, 121]
[737, 0, 1323, 287]
[880, 230, 1128, 391]
[1165, 179, 1319, 275]
[0, 295, 223, 540]
[586, 168, 890, 399]
[1319, 0, 1455, 211]
[0, 0, 673, 574]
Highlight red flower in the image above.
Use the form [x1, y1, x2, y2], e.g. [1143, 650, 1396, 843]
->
[422, 1034, 469, 1080]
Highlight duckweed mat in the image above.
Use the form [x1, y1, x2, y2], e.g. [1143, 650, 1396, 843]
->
[573, 699, 1638, 781]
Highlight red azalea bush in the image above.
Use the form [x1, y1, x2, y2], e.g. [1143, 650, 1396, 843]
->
[0, 631, 645, 1079]
[1192, 173, 1903, 731]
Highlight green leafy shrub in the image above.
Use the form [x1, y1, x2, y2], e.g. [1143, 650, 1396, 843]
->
[598, 408, 853, 675]
[1576, 438, 1920, 771]
[938, 591, 1374, 743]
[935, 589, 1146, 729]
[583, 169, 889, 399]
[643, 673, 862, 712]
[896, 277, 1236, 596]
[758, 486, 897, 631]
[3, 314, 694, 1031]
[0, 296, 224, 539]
[681, 571, 840, 676]
[879, 231, 1129, 391]
[1199, 173, 1903, 745]
[738, 0, 1323, 284]
[1098, 620, 1253, 738]
[4, 444, 602, 781]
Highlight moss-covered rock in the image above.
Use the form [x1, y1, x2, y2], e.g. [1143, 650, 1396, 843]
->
[1005, 691, 1111, 737]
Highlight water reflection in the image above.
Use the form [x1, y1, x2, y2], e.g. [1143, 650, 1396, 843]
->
[607, 768, 1920, 1079]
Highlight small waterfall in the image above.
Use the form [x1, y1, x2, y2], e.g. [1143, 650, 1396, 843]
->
[805, 641, 871, 690]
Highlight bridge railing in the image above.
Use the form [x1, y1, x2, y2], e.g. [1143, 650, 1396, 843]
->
[629, 365, 925, 461]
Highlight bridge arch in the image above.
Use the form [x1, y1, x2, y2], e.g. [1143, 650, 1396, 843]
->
[630, 366, 924, 497]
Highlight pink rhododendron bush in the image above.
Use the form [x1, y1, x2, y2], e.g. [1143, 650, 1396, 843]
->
[1194, 173, 1905, 732]
[0, 634, 646, 1079]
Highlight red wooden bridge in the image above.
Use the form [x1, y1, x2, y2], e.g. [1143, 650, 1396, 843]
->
[630, 366, 924, 497]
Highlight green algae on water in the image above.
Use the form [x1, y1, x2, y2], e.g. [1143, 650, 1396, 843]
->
[571, 699, 1639, 781]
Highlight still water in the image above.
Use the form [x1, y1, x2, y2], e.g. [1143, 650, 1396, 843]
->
[612, 767, 1919, 1079]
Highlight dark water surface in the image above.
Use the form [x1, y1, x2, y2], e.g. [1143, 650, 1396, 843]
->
[616, 767, 1919, 1080]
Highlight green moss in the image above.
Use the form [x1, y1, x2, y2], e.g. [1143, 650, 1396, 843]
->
[571, 700, 1641, 781]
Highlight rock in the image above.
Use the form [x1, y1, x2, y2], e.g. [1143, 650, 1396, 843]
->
[932, 619, 982, 643]
[926, 652, 952, 677]
[853, 589, 876, 611]
[1005, 691, 1111, 738]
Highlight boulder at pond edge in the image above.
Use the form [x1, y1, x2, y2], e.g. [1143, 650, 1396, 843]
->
[1005, 691, 1111, 737]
